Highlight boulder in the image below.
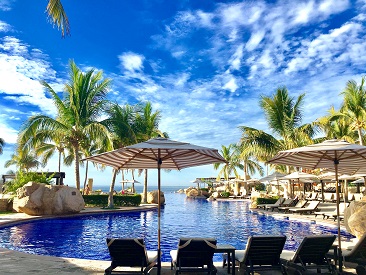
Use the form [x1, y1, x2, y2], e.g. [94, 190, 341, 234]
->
[13, 182, 84, 215]
[344, 199, 366, 238]
[146, 190, 165, 205]
[186, 188, 199, 197]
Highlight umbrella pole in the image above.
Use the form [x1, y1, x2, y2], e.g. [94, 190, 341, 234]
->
[157, 153, 162, 275]
[335, 161, 343, 272]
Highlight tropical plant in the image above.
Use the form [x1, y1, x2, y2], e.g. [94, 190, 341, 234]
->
[239, 87, 316, 170]
[316, 107, 358, 143]
[18, 60, 112, 190]
[46, 0, 70, 37]
[214, 144, 243, 187]
[4, 170, 53, 193]
[134, 102, 168, 203]
[4, 150, 43, 172]
[338, 77, 366, 145]
[102, 103, 139, 208]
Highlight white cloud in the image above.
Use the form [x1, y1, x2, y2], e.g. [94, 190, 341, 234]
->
[118, 52, 145, 72]
[0, 36, 58, 116]
[223, 77, 238, 93]
[0, 20, 11, 32]
[0, 0, 14, 11]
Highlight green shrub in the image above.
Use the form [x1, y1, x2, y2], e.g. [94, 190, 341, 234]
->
[4, 171, 53, 193]
[220, 191, 231, 198]
[256, 197, 279, 205]
[254, 183, 266, 191]
[200, 188, 209, 192]
[83, 194, 141, 207]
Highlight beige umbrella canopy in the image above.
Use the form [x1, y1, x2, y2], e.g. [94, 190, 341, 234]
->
[259, 172, 287, 195]
[282, 171, 317, 197]
[268, 139, 366, 271]
[84, 137, 226, 274]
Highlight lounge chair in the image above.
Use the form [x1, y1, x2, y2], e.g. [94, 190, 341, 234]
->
[306, 192, 318, 201]
[228, 235, 286, 275]
[327, 233, 366, 274]
[278, 199, 307, 213]
[104, 238, 158, 275]
[322, 193, 335, 202]
[257, 197, 285, 209]
[265, 198, 294, 211]
[323, 203, 349, 221]
[281, 235, 337, 274]
[170, 238, 217, 274]
[289, 200, 320, 215]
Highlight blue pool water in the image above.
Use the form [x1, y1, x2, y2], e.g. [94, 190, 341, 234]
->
[0, 192, 354, 262]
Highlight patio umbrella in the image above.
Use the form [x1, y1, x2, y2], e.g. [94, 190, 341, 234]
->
[282, 171, 317, 197]
[259, 172, 286, 195]
[84, 137, 226, 274]
[267, 139, 366, 271]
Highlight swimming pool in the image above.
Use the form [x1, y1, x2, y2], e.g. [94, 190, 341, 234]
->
[0, 193, 353, 262]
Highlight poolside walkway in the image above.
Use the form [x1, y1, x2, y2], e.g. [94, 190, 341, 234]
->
[0, 204, 358, 274]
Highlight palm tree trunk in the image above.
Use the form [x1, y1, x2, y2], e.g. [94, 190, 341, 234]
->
[131, 170, 135, 193]
[358, 127, 363, 145]
[82, 161, 89, 195]
[58, 150, 61, 172]
[108, 169, 117, 208]
[74, 143, 80, 190]
[143, 169, 148, 203]
[242, 161, 248, 193]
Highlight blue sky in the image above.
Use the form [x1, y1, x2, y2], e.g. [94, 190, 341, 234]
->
[0, 0, 365, 188]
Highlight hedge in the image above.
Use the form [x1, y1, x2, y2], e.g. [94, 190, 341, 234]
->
[256, 197, 279, 205]
[83, 194, 141, 207]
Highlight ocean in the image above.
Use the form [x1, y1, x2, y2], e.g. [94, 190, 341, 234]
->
[92, 184, 191, 194]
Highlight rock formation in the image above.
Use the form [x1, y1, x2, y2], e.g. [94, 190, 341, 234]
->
[145, 190, 165, 205]
[13, 182, 85, 215]
[344, 198, 366, 238]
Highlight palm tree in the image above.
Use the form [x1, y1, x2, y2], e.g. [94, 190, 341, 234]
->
[214, 144, 243, 191]
[338, 77, 366, 145]
[239, 87, 316, 168]
[5, 150, 43, 172]
[103, 103, 138, 208]
[46, 0, 70, 37]
[316, 107, 358, 143]
[0, 137, 4, 155]
[134, 102, 168, 203]
[18, 60, 112, 190]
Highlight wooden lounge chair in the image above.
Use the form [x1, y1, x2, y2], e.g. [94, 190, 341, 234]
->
[281, 235, 337, 274]
[327, 233, 366, 274]
[322, 193, 335, 202]
[170, 238, 217, 274]
[257, 197, 285, 209]
[289, 200, 320, 215]
[323, 203, 349, 221]
[104, 238, 158, 275]
[278, 199, 307, 213]
[265, 198, 293, 211]
[229, 235, 286, 275]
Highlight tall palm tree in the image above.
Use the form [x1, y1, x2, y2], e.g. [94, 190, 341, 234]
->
[102, 103, 138, 208]
[214, 144, 243, 190]
[134, 102, 168, 203]
[338, 77, 366, 145]
[0, 137, 4, 155]
[18, 60, 112, 190]
[46, 0, 70, 37]
[239, 87, 316, 167]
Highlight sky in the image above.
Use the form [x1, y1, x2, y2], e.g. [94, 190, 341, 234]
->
[0, 0, 365, 188]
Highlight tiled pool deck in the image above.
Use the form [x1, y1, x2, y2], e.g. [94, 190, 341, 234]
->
[0, 202, 358, 274]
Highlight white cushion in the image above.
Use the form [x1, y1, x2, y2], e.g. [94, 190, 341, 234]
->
[147, 250, 158, 263]
[280, 250, 295, 261]
[170, 250, 178, 262]
[234, 250, 246, 263]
